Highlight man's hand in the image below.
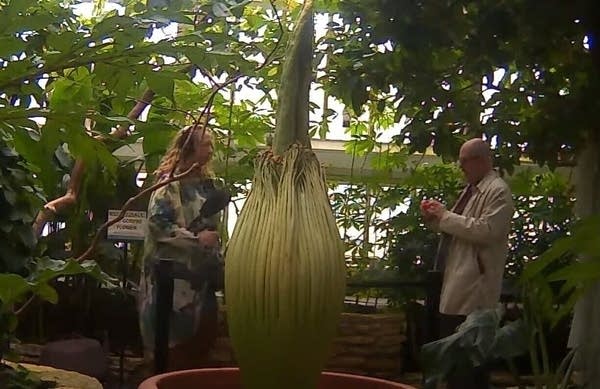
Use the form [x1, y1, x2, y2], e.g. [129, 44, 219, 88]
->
[420, 199, 446, 221]
[420, 199, 435, 222]
[198, 229, 219, 248]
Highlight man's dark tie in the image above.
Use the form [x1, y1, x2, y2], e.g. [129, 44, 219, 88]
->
[433, 184, 475, 272]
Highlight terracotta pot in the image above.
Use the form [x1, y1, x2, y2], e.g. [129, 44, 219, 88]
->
[138, 367, 416, 389]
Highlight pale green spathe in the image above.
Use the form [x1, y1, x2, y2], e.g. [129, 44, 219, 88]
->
[225, 147, 346, 389]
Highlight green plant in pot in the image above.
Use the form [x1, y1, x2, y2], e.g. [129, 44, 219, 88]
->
[137, 1, 415, 387]
[224, 1, 346, 388]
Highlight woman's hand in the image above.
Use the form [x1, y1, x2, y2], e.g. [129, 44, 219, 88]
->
[197, 229, 219, 248]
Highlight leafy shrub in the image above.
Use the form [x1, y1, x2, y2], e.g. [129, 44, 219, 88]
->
[332, 163, 574, 307]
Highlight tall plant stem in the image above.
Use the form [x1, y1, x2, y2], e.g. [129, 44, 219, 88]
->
[272, 0, 314, 155]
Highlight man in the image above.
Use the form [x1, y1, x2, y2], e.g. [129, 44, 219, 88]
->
[421, 138, 514, 389]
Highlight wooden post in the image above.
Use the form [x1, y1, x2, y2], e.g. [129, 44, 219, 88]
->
[154, 259, 174, 374]
[424, 270, 442, 343]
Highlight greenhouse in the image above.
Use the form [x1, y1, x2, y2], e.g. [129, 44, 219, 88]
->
[0, 1, 599, 389]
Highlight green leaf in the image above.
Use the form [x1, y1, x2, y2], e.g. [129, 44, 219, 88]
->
[146, 72, 176, 102]
[7, 313, 18, 332]
[208, 50, 237, 57]
[34, 283, 58, 304]
[213, 3, 233, 18]
[0, 274, 31, 307]
[49, 71, 94, 112]
[15, 225, 36, 249]
[32, 258, 116, 286]
[0, 36, 26, 58]
[350, 81, 368, 115]
[19, 81, 45, 102]
[174, 79, 209, 112]
[3, 188, 17, 205]
[54, 144, 72, 168]
[141, 125, 177, 155]
[421, 308, 525, 388]
[46, 31, 79, 53]
[547, 260, 600, 283]
[522, 217, 600, 281]
[185, 47, 207, 66]
[490, 319, 528, 359]
[94, 63, 138, 98]
[134, 2, 146, 13]
[91, 15, 136, 40]
[267, 67, 278, 77]
[67, 130, 119, 176]
[146, 10, 194, 25]
[344, 138, 375, 156]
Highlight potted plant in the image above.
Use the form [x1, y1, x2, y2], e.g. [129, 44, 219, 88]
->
[139, 1, 415, 388]
[138, 368, 414, 389]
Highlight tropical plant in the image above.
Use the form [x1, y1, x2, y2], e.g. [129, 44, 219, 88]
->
[318, 2, 600, 380]
[420, 307, 579, 389]
[422, 216, 600, 389]
[0, 258, 113, 388]
[225, 1, 347, 388]
[0, 0, 291, 278]
[0, 141, 44, 273]
[421, 308, 528, 389]
[518, 216, 600, 388]
[331, 163, 573, 305]
[0, 0, 286, 232]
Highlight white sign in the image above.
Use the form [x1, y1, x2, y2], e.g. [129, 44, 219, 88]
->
[107, 210, 147, 241]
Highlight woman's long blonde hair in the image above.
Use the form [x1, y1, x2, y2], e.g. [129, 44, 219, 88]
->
[153, 124, 214, 182]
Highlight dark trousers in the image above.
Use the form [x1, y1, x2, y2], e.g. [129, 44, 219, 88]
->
[440, 313, 490, 389]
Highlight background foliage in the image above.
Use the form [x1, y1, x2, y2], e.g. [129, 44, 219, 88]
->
[332, 165, 574, 307]
[317, 0, 599, 171]
[0, 0, 595, 384]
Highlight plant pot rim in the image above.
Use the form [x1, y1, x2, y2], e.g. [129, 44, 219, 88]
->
[138, 367, 416, 389]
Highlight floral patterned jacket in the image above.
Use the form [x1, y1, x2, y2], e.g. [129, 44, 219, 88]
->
[137, 177, 224, 355]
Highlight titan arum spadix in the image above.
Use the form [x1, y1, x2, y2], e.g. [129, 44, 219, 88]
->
[224, 1, 346, 388]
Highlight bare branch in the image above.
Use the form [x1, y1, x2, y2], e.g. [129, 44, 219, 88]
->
[113, 89, 156, 139]
[14, 294, 35, 316]
[33, 159, 86, 236]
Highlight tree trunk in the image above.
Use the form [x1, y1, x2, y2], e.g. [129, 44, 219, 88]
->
[568, 132, 600, 386]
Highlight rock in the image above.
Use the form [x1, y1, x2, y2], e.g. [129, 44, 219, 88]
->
[5, 362, 102, 389]
[39, 338, 107, 380]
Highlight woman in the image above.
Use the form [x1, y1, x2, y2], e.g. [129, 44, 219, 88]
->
[138, 124, 224, 371]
